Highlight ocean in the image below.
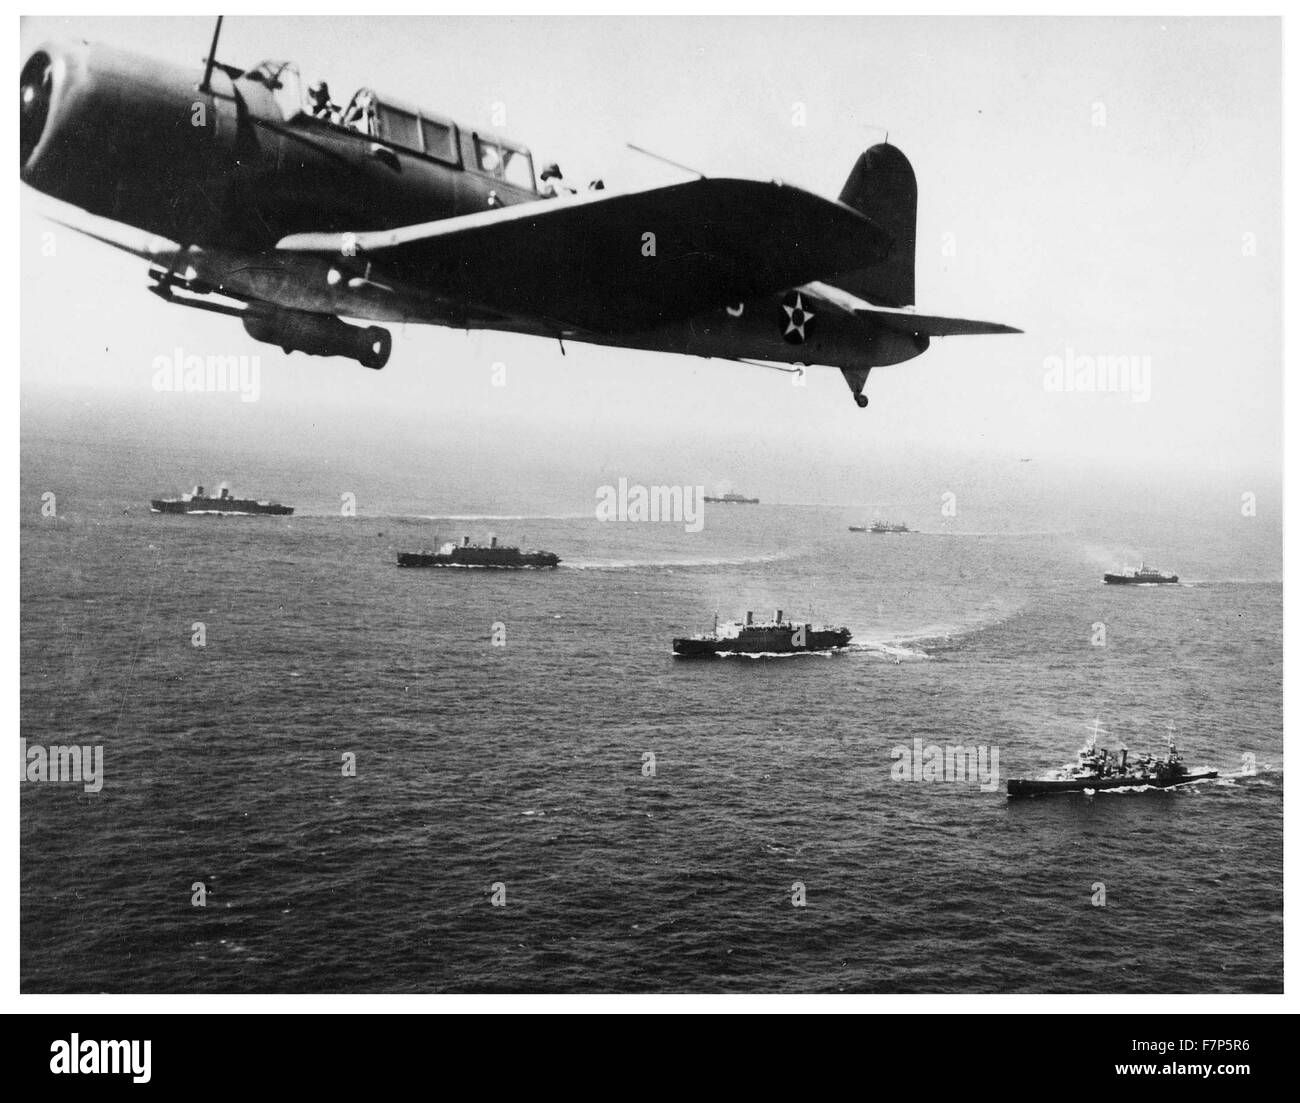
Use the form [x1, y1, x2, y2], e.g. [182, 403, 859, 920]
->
[20, 454, 1283, 994]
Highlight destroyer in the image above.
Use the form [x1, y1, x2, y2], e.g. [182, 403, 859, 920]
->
[673, 609, 851, 657]
[397, 535, 559, 569]
[1007, 728, 1216, 797]
[1103, 561, 1178, 584]
[703, 491, 759, 505]
[151, 484, 292, 515]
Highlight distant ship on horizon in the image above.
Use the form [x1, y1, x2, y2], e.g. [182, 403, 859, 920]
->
[703, 491, 759, 505]
[850, 519, 911, 534]
[151, 484, 292, 516]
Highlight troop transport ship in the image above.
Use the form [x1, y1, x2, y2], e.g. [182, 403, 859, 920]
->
[673, 610, 852, 657]
[397, 535, 559, 569]
[151, 484, 293, 515]
[1103, 561, 1179, 585]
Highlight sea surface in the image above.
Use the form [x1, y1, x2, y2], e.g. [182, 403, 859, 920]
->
[20, 478, 1283, 993]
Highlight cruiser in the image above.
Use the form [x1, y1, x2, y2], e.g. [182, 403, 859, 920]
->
[673, 609, 852, 657]
[1103, 561, 1178, 585]
[703, 491, 759, 505]
[397, 535, 559, 569]
[1007, 726, 1216, 797]
[151, 484, 292, 515]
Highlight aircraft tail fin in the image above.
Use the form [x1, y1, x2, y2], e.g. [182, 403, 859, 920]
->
[833, 143, 916, 307]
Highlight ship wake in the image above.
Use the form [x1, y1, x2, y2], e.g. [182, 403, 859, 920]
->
[847, 639, 931, 662]
[565, 550, 800, 571]
[676, 648, 847, 660]
[417, 513, 591, 522]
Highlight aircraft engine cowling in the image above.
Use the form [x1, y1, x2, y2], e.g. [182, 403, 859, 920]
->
[242, 308, 391, 370]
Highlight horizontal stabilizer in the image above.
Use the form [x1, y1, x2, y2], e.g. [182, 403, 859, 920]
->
[854, 306, 1021, 337]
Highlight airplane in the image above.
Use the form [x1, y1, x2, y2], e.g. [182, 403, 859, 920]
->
[20, 23, 1021, 408]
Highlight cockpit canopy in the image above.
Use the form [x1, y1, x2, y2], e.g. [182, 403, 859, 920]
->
[245, 61, 535, 192]
[344, 88, 536, 191]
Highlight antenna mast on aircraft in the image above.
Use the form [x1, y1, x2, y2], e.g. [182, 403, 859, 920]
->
[200, 15, 224, 94]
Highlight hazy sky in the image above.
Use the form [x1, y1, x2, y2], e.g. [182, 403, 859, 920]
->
[20, 16, 1283, 502]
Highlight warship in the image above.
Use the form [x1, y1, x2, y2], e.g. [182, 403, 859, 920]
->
[150, 484, 292, 515]
[673, 610, 852, 657]
[397, 535, 559, 569]
[1007, 727, 1216, 797]
[1103, 561, 1179, 585]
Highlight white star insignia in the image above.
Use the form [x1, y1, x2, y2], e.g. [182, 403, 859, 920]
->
[783, 293, 814, 340]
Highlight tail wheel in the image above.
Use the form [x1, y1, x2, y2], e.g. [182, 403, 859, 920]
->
[842, 366, 872, 408]
[360, 327, 391, 370]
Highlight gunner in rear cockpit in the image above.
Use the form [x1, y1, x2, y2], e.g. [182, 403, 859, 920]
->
[341, 90, 375, 133]
[539, 163, 574, 198]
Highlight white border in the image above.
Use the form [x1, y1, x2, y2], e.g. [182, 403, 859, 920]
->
[7, 2, 1292, 1016]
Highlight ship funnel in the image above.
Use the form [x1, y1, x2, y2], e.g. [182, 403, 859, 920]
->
[489, 535, 498, 548]
[195, 485, 204, 497]
[462, 535, 470, 546]
[776, 608, 783, 622]
[746, 611, 754, 625]
[1121, 749, 1128, 768]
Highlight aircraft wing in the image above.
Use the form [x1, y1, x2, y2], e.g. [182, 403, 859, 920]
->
[275, 178, 893, 334]
[854, 306, 1022, 337]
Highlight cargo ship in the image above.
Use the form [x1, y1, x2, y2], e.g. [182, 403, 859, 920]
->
[703, 491, 759, 505]
[150, 484, 292, 515]
[673, 609, 852, 657]
[1103, 561, 1178, 585]
[1007, 727, 1216, 798]
[850, 520, 911, 534]
[397, 535, 559, 569]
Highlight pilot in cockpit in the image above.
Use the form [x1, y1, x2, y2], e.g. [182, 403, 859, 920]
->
[308, 81, 338, 121]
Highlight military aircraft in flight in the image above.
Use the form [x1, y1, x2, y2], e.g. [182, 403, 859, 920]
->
[20, 24, 1020, 407]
